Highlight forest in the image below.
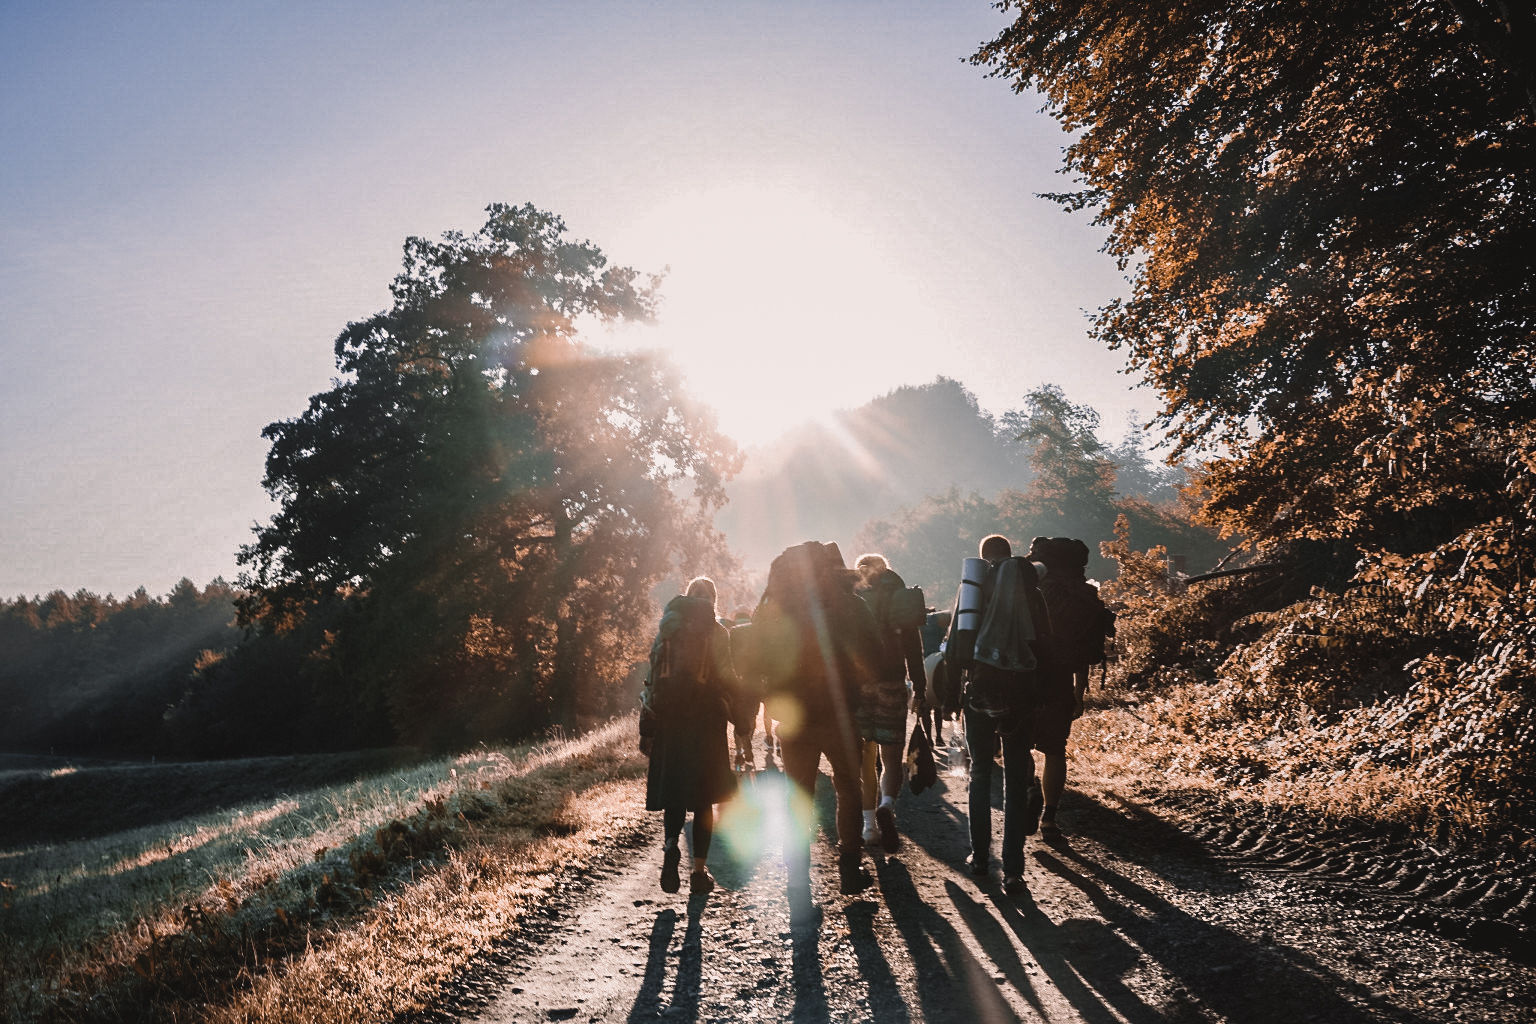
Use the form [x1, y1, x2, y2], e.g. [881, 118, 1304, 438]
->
[4, 1, 1532, 847]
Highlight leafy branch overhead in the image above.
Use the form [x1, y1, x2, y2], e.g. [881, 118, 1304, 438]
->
[976, 2, 1536, 839]
[975, 1, 1535, 551]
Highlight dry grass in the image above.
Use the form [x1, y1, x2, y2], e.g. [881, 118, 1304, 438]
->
[1071, 678, 1501, 846]
[1, 718, 649, 1023]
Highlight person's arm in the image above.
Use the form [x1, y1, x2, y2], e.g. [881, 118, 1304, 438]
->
[901, 626, 927, 708]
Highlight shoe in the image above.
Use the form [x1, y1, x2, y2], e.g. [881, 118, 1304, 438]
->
[840, 863, 873, 895]
[1004, 873, 1027, 896]
[862, 823, 881, 846]
[875, 804, 900, 853]
[660, 846, 681, 894]
[1040, 814, 1062, 835]
[689, 867, 715, 894]
[1023, 780, 1045, 836]
[965, 854, 989, 879]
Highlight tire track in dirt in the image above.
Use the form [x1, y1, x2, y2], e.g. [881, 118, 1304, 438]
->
[413, 745, 1536, 1023]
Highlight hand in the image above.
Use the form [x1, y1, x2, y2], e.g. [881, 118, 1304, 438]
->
[639, 736, 654, 756]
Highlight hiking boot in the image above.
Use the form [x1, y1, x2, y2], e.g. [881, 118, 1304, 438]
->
[1023, 780, 1045, 836]
[1040, 812, 1062, 836]
[689, 867, 716, 894]
[965, 853, 990, 879]
[840, 862, 873, 895]
[1004, 873, 1027, 896]
[660, 846, 681, 894]
[875, 804, 900, 854]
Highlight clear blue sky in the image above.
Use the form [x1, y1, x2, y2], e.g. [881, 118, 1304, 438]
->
[0, 0, 1139, 598]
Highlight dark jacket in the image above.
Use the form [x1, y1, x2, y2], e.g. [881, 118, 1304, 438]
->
[756, 568, 883, 732]
[644, 607, 740, 812]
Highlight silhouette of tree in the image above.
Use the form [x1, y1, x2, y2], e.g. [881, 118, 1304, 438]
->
[238, 203, 740, 747]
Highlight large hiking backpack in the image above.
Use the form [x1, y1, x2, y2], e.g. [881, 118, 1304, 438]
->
[642, 594, 717, 719]
[946, 556, 1042, 718]
[1033, 537, 1116, 667]
[857, 568, 925, 679]
[1043, 578, 1115, 667]
[754, 540, 881, 697]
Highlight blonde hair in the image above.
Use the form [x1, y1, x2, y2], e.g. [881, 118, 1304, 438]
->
[854, 553, 888, 583]
[685, 576, 717, 608]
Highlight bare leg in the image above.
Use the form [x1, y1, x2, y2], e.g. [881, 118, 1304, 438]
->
[1043, 752, 1067, 809]
[880, 741, 904, 800]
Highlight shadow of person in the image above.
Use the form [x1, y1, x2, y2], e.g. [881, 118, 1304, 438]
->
[873, 857, 1024, 1024]
[1030, 825, 1432, 1024]
[626, 908, 677, 1023]
[790, 906, 830, 1023]
[894, 773, 973, 868]
[845, 899, 911, 1023]
[950, 881, 1163, 1024]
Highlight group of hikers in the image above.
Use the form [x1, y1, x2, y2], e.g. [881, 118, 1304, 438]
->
[637, 534, 1113, 927]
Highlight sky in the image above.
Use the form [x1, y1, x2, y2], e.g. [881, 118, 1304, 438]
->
[1, 0, 1142, 599]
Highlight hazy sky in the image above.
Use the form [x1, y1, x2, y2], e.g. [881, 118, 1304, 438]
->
[1, 0, 1141, 599]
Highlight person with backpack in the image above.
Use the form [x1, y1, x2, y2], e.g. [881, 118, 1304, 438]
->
[639, 576, 741, 896]
[852, 553, 928, 854]
[727, 608, 786, 772]
[919, 609, 953, 745]
[1027, 536, 1114, 834]
[754, 541, 884, 925]
[945, 533, 1060, 895]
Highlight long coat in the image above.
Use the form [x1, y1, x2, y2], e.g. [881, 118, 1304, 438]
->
[644, 615, 739, 812]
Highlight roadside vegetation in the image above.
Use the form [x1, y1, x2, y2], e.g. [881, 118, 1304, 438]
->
[0, 719, 648, 1024]
[1074, 500, 1536, 849]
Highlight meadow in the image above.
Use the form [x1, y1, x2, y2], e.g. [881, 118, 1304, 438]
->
[0, 719, 649, 1023]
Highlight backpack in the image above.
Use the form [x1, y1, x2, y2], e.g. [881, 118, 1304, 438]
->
[754, 541, 881, 699]
[946, 556, 1042, 719]
[1033, 537, 1115, 667]
[642, 594, 716, 719]
[857, 569, 925, 679]
[1043, 578, 1115, 666]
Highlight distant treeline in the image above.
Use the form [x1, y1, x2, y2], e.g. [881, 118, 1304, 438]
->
[0, 580, 242, 758]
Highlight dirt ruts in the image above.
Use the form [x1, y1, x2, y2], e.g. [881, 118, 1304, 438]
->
[405, 747, 1536, 1023]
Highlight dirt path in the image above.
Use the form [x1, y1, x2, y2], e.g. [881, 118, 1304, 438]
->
[429, 740, 1536, 1024]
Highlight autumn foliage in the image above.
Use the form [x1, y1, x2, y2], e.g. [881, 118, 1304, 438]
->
[980, 3, 1536, 837]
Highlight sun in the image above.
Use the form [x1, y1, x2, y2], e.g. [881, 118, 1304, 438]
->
[600, 181, 947, 447]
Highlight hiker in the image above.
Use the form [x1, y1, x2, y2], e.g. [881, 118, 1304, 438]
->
[639, 576, 740, 895]
[920, 609, 954, 744]
[946, 533, 1060, 895]
[1026, 537, 1113, 834]
[727, 609, 780, 771]
[755, 541, 883, 925]
[852, 553, 928, 854]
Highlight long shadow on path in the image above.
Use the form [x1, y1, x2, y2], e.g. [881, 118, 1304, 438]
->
[874, 856, 1023, 1024]
[1021, 792, 1437, 1024]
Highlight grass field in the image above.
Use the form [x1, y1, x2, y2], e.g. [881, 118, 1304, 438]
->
[0, 719, 650, 1023]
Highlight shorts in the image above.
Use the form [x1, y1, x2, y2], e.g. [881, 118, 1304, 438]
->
[856, 677, 910, 745]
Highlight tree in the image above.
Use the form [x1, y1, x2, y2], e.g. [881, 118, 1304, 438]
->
[1109, 412, 1183, 504]
[974, 2, 1536, 554]
[856, 386, 1227, 597]
[238, 203, 741, 747]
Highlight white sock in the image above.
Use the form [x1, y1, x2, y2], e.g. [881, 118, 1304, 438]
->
[880, 795, 895, 810]
[863, 809, 876, 829]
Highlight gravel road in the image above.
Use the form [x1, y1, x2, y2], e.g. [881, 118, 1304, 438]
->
[419, 739, 1536, 1024]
